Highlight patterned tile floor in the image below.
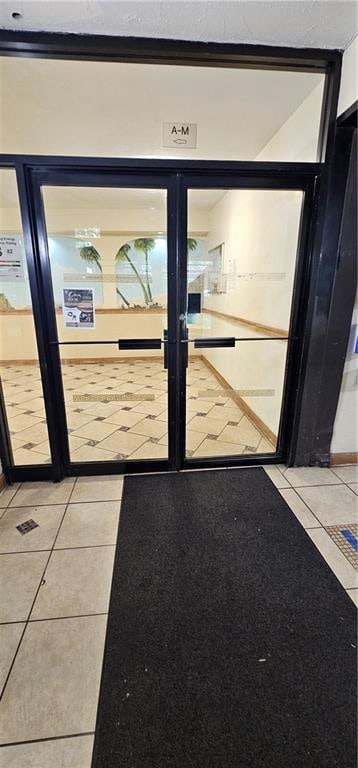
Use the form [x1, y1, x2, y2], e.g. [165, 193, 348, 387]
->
[325, 524, 358, 569]
[0, 359, 275, 465]
[0, 465, 356, 766]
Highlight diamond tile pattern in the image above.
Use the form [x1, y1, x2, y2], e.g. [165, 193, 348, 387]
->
[1, 359, 276, 464]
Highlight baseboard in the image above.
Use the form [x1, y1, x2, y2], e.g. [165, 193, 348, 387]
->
[330, 452, 358, 465]
[0, 473, 6, 492]
[201, 357, 277, 447]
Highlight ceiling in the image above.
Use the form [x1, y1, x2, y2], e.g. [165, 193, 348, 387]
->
[0, 0, 357, 49]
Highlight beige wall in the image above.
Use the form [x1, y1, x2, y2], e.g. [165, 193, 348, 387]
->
[338, 36, 358, 116]
[256, 80, 325, 163]
[202, 189, 302, 331]
[192, 185, 302, 437]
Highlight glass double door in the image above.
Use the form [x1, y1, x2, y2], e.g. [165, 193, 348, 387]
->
[29, 171, 306, 474]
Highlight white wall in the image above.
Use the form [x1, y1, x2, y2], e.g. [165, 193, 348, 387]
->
[203, 189, 302, 330]
[338, 36, 358, 116]
[256, 80, 325, 162]
[193, 187, 302, 438]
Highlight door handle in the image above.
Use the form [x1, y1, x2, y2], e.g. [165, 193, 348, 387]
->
[193, 337, 236, 349]
[118, 338, 162, 350]
[164, 330, 168, 369]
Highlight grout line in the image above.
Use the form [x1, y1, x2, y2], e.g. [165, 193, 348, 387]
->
[293, 484, 355, 530]
[0, 477, 79, 703]
[0, 483, 23, 514]
[0, 543, 116, 556]
[7, 499, 75, 510]
[286, 482, 345, 489]
[0, 612, 108, 627]
[280, 486, 323, 526]
[292, 488, 331, 529]
[2, 483, 22, 509]
[0, 549, 52, 556]
[0, 731, 95, 749]
[2, 495, 123, 511]
[28, 612, 108, 624]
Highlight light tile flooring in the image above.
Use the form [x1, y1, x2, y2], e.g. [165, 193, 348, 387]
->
[0, 466, 357, 766]
[0, 359, 275, 466]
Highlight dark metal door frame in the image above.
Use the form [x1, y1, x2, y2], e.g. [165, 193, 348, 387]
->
[0, 30, 345, 479]
[27, 168, 181, 478]
[178, 172, 316, 471]
[0, 160, 319, 481]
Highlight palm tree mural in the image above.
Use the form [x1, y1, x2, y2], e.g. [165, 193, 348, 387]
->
[80, 238, 199, 310]
[187, 238, 198, 254]
[115, 243, 150, 306]
[79, 244, 101, 272]
[0, 292, 14, 310]
[133, 238, 155, 305]
[80, 244, 130, 308]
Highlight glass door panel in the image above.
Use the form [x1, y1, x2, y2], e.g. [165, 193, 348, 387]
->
[0, 169, 51, 466]
[185, 187, 303, 460]
[42, 185, 168, 464]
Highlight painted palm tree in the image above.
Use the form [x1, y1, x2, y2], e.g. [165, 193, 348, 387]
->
[115, 242, 150, 306]
[187, 238, 198, 254]
[133, 238, 155, 304]
[0, 292, 14, 310]
[80, 244, 130, 308]
[79, 244, 102, 272]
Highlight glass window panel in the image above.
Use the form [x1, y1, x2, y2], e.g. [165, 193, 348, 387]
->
[185, 188, 304, 458]
[0, 169, 51, 466]
[0, 57, 325, 161]
[42, 186, 168, 463]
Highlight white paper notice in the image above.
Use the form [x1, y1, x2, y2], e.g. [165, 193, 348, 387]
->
[63, 288, 95, 329]
[0, 235, 24, 281]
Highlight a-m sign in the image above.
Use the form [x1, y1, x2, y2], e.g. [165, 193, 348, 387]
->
[163, 122, 197, 148]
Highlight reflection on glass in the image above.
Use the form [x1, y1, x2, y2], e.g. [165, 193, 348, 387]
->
[185, 188, 303, 458]
[0, 169, 51, 465]
[42, 186, 169, 462]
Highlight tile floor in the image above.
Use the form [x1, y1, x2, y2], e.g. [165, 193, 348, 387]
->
[0, 465, 357, 766]
[0, 359, 275, 466]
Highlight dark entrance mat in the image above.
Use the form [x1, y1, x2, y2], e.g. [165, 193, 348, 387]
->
[92, 468, 357, 768]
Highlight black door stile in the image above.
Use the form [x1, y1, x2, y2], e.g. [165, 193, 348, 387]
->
[15, 164, 67, 481]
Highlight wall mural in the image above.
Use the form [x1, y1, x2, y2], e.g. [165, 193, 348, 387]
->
[0, 236, 208, 311]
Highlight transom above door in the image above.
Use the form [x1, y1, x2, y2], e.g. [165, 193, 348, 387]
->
[0, 166, 313, 479]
